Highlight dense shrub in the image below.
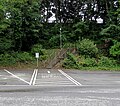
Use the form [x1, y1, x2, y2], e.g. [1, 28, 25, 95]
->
[0, 52, 34, 66]
[31, 44, 44, 55]
[31, 44, 48, 61]
[110, 41, 120, 59]
[77, 39, 98, 57]
[62, 53, 80, 69]
[16, 52, 34, 63]
[62, 53, 118, 69]
[98, 56, 117, 67]
[0, 38, 13, 53]
[79, 57, 97, 67]
[0, 53, 16, 66]
[63, 53, 97, 69]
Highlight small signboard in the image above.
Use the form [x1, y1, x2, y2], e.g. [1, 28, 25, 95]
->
[35, 53, 39, 58]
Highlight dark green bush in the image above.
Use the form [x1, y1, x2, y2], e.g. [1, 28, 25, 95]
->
[31, 44, 48, 61]
[110, 41, 120, 59]
[0, 38, 13, 53]
[31, 44, 44, 55]
[98, 56, 117, 67]
[0, 53, 16, 66]
[16, 52, 34, 63]
[77, 39, 98, 57]
[79, 57, 97, 67]
[0, 52, 35, 66]
[63, 53, 97, 69]
[62, 53, 80, 69]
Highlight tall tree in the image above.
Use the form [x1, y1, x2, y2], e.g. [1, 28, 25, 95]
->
[0, 0, 13, 53]
[0, 0, 43, 52]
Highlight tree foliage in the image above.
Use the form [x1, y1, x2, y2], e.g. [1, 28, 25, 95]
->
[77, 39, 98, 57]
[100, 24, 120, 41]
[0, 0, 120, 67]
[110, 41, 120, 58]
[0, 0, 42, 53]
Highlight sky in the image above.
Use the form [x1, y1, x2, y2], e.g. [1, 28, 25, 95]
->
[45, 3, 104, 24]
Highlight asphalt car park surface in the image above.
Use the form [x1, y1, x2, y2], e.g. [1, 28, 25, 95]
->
[0, 68, 120, 106]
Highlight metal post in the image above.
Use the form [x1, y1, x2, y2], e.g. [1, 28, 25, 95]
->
[60, 27, 62, 49]
[35, 53, 39, 69]
[37, 58, 38, 69]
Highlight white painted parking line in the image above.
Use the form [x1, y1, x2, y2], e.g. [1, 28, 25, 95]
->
[30, 69, 38, 85]
[0, 85, 78, 87]
[30, 69, 36, 85]
[4, 69, 30, 85]
[58, 69, 82, 86]
[32, 69, 38, 85]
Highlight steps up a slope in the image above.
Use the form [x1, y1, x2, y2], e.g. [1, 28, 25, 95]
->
[46, 48, 76, 69]
[46, 48, 68, 69]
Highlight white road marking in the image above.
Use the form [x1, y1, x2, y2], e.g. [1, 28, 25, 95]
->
[30, 69, 36, 85]
[4, 69, 30, 85]
[58, 69, 82, 86]
[0, 85, 77, 87]
[47, 71, 50, 74]
[3, 78, 8, 80]
[88, 96, 120, 101]
[32, 69, 38, 85]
